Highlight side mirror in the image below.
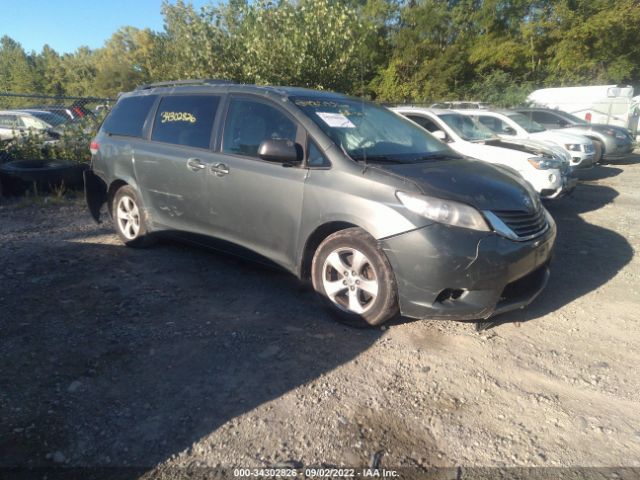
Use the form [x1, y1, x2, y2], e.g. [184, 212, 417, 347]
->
[432, 130, 448, 141]
[258, 139, 301, 164]
[503, 126, 517, 136]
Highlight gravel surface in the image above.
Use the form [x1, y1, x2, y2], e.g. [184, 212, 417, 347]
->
[1, 155, 640, 473]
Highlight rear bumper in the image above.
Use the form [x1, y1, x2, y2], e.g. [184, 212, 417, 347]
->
[84, 169, 108, 223]
[379, 219, 556, 321]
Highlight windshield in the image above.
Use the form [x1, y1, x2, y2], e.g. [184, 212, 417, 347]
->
[292, 96, 458, 163]
[26, 111, 68, 127]
[507, 113, 546, 133]
[438, 113, 496, 141]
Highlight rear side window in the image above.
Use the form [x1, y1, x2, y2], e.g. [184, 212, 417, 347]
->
[101, 95, 157, 138]
[151, 95, 220, 149]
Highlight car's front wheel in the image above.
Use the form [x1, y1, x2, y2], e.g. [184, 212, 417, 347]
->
[112, 185, 155, 247]
[311, 228, 398, 327]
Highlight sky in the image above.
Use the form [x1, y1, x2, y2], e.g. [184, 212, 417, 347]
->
[1, 0, 211, 54]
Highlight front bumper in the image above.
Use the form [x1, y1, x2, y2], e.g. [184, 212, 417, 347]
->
[604, 139, 636, 158]
[540, 174, 577, 200]
[571, 153, 596, 169]
[379, 220, 556, 321]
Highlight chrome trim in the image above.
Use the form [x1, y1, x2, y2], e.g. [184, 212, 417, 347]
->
[482, 210, 549, 242]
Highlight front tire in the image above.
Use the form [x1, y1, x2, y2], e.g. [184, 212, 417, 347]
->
[592, 139, 604, 164]
[112, 185, 155, 247]
[311, 228, 398, 327]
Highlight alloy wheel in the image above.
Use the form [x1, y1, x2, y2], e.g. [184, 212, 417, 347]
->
[116, 195, 141, 240]
[321, 247, 379, 314]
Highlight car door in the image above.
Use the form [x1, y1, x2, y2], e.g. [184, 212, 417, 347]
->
[134, 94, 222, 233]
[201, 95, 307, 270]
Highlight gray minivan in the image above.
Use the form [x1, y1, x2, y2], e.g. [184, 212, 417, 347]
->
[85, 80, 556, 327]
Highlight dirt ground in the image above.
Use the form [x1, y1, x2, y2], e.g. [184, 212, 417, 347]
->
[1, 154, 640, 475]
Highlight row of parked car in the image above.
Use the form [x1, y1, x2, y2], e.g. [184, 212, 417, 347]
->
[391, 105, 636, 201]
[0, 104, 95, 142]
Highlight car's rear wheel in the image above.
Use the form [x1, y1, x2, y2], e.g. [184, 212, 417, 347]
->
[311, 228, 398, 327]
[112, 185, 155, 247]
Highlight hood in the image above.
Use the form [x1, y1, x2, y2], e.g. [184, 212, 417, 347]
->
[485, 137, 553, 156]
[587, 124, 632, 135]
[372, 157, 539, 212]
[486, 138, 571, 163]
[530, 130, 590, 145]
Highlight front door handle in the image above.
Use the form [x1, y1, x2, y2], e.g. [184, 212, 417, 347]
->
[187, 158, 206, 171]
[211, 163, 229, 177]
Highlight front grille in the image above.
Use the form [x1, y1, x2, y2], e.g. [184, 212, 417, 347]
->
[492, 208, 547, 239]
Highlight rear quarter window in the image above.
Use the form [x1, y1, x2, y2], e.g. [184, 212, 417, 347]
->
[101, 95, 157, 138]
[151, 95, 220, 149]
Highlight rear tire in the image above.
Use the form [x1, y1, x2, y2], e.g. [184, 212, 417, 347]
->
[112, 185, 155, 247]
[311, 228, 398, 328]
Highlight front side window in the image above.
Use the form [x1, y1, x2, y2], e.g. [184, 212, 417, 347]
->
[476, 115, 515, 135]
[222, 98, 298, 157]
[151, 95, 220, 149]
[438, 113, 496, 142]
[307, 141, 330, 167]
[102, 95, 158, 138]
[293, 97, 456, 164]
[507, 113, 546, 133]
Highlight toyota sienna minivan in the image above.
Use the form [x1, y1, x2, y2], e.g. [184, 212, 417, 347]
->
[85, 80, 556, 327]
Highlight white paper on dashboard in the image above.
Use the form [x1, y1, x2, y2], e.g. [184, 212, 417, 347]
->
[316, 112, 356, 128]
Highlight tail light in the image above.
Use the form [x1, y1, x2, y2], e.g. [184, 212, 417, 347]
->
[585, 112, 592, 122]
[89, 141, 99, 155]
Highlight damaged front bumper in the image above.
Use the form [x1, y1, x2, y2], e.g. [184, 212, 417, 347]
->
[379, 221, 556, 321]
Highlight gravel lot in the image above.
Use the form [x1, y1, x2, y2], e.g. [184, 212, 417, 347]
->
[1, 155, 640, 474]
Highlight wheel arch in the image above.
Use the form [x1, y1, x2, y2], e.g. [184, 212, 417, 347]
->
[584, 135, 606, 154]
[299, 221, 362, 280]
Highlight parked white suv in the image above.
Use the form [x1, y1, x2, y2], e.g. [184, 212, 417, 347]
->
[393, 107, 575, 199]
[459, 109, 597, 169]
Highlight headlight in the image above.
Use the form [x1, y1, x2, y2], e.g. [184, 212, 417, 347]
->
[565, 143, 582, 151]
[528, 157, 561, 170]
[396, 191, 489, 231]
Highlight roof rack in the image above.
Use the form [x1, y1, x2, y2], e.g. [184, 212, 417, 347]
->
[135, 79, 235, 90]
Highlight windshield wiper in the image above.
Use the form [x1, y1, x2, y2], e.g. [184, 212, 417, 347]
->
[350, 154, 405, 164]
[412, 152, 462, 161]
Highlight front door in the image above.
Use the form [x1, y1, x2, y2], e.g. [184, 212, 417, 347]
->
[202, 96, 307, 270]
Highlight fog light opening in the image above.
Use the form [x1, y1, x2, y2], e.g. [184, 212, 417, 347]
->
[435, 288, 465, 304]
